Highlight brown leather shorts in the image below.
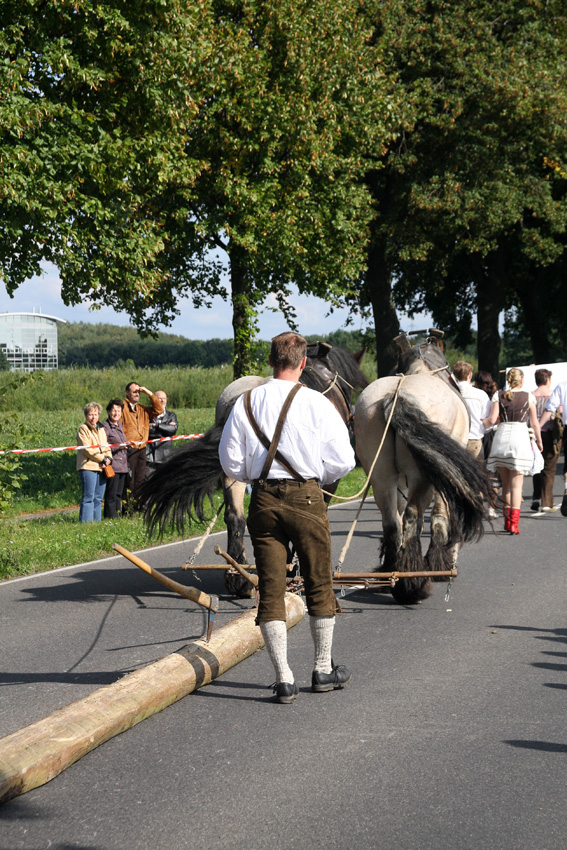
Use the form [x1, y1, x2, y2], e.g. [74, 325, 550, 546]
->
[247, 478, 340, 623]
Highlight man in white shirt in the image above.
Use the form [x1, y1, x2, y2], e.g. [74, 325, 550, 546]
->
[453, 361, 493, 458]
[219, 332, 355, 703]
[539, 381, 567, 515]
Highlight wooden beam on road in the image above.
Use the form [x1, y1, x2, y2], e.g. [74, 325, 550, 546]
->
[0, 593, 305, 804]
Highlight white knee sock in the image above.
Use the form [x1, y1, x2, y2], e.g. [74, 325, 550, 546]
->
[310, 616, 335, 674]
[260, 620, 293, 684]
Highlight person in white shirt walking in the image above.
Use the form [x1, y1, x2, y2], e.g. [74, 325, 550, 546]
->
[219, 332, 355, 704]
[453, 361, 493, 458]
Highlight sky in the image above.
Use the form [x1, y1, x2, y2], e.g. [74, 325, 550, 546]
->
[0, 262, 432, 341]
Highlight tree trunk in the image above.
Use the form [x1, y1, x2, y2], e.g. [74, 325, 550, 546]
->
[366, 237, 400, 377]
[516, 268, 554, 363]
[229, 243, 256, 379]
[475, 261, 506, 381]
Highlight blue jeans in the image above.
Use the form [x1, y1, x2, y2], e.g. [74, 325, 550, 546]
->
[79, 469, 106, 523]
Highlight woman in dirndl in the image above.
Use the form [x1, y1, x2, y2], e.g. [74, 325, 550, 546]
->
[486, 367, 543, 535]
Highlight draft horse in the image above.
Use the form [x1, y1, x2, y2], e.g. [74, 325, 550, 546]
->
[354, 330, 494, 605]
[140, 342, 368, 595]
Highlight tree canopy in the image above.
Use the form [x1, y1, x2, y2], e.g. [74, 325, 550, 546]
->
[1, 0, 392, 374]
[3, 0, 567, 375]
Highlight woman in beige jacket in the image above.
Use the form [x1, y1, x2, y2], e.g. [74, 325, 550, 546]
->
[76, 402, 112, 523]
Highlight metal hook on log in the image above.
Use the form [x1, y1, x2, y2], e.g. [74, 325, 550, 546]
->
[112, 544, 219, 612]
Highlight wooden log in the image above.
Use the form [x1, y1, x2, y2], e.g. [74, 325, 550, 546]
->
[112, 543, 218, 611]
[0, 593, 305, 804]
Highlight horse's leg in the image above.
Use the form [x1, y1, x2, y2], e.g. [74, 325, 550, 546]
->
[361, 431, 402, 573]
[222, 477, 254, 598]
[391, 438, 434, 605]
[425, 491, 458, 578]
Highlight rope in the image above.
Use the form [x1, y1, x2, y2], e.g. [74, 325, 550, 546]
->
[0, 433, 204, 457]
[322, 374, 408, 502]
[333, 374, 407, 573]
[186, 499, 226, 568]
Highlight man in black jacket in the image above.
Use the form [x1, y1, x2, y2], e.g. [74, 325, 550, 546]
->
[146, 390, 179, 474]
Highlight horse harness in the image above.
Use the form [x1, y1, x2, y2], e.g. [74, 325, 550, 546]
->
[301, 362, 355, 431]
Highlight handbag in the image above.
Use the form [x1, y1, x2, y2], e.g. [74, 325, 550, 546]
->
[103, 463, 115, 479]
[530, 442, 544, 477]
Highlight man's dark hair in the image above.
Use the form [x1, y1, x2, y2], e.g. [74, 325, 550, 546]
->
[107, 398, 124, 413]
[535, 368, 552, 386]
[270, 332, 307, 371]
[474, 370, 497, 397]
[125, 381, 138, 393]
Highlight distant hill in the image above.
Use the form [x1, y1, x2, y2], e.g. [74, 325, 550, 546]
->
[58, 323, 369, 369]
[58, 323, 233, 368]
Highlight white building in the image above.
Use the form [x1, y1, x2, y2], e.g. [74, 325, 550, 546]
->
[0, 312, 67, 371]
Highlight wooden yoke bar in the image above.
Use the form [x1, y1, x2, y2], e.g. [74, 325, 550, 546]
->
[213, 545, 259, 587]
[112, 543, 219, 612]
[333, 569, 458, 580]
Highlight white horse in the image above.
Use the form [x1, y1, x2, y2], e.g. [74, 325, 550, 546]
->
[354, 331, 493, 604]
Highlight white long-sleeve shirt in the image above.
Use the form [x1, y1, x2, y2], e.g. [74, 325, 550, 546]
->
[544, 381, 567, 415]
[219, 378, 355, 486]
[457, 381, 492, 440]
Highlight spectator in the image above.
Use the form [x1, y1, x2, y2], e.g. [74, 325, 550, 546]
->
[76, 402, 112, 523]
[102, 399, 129, 519]
[121, 382, 163, 512]
[146, 390, 179, 475]
[531, 369, 560, 513]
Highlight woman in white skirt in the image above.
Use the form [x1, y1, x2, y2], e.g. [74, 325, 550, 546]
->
[487, 368, 543, 535]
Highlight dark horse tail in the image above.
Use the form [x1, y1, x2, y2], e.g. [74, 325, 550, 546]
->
[385, 392, 493, 545]
[138, 425, 223, 538]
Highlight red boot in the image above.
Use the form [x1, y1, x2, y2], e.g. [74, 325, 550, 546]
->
[504, 506, 512, 532]
[509, 508, 521, 535]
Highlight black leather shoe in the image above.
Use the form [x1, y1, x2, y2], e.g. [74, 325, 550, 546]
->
[311, 664, 351, 693]
[561, 492, 567, 517]
[272, 682, 299, 704]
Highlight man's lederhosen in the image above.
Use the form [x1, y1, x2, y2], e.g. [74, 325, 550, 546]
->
[244, 385, 340, 623]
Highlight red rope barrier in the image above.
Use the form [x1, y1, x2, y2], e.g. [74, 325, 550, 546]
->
[0, 434, 204, 457]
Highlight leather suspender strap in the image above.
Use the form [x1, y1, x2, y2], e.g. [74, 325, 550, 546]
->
[244, 383, 306, 482]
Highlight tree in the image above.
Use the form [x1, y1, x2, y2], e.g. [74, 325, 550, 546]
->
[1, 0, 391, 376]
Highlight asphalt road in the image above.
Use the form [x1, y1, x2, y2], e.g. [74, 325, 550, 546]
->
[1, 478, 566, 850]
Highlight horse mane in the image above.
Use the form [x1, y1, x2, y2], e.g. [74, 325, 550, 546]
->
[327, 347, 369, 394]
[301, 345, 368, 404]
[395, 341, 448, 375]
